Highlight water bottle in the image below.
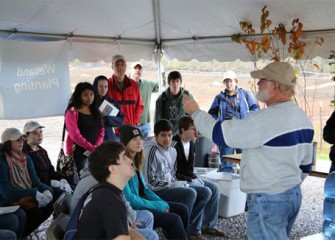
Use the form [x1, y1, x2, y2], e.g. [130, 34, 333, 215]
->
[323, 171, 335, 239]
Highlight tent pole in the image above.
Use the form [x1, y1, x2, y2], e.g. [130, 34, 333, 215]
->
[154, 45, 164, 94]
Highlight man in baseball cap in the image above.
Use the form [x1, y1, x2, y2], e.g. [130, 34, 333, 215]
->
[107, 55, 143, 132]
[130, 62, 161, 139]
[182, 61, 313, 239]
[250, 62, 297, 104]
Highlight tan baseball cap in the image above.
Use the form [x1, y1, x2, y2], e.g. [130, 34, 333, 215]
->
[23, 121, 45, 134]
[112, 54, 126, 65]
[1, 128, 26, 143]
[250, 62, 297, 86]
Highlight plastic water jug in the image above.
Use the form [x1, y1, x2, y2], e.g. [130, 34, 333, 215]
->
[208, 152, 220, 168]
[323, 171, 335, 239]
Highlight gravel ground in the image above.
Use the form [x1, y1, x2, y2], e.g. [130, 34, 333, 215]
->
[205, 176, 325, 240]
[30, 175, 325, 240]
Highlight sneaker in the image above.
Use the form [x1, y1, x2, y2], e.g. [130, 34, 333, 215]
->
[188, 234, 206, 240]
[202, 228, 226, 237]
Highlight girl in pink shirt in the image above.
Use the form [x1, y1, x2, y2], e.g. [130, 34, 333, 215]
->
[65, 82, 104, 175]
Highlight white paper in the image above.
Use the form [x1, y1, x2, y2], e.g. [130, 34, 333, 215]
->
[99, 99, 119, 117]
[0, 205, 20, 214]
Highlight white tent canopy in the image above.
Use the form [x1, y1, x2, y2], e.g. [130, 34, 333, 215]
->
[0, 0, 334, 62]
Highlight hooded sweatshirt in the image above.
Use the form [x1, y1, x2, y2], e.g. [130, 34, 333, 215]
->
[142, 138, 178, 191]
[154, 88, 193, 136]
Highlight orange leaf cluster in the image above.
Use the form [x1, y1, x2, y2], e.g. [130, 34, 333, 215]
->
[231, 6, 312, 62]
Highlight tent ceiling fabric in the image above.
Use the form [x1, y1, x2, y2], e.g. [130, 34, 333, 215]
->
[0, 0, 334, 62]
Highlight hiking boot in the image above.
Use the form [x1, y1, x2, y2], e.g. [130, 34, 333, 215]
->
[202, 228, 226, 237]
[188, 234, 206, 240]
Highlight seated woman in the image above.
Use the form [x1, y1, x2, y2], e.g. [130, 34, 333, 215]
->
[120, 125, 189, 240]
[23, 121, 72, 201]
[0, 191, 26, 239]
[0, 128, 53, 237]
[93, 75, 124, 141]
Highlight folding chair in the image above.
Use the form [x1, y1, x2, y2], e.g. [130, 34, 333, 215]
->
[46, 214, 70, 240]
[53, 193, 72, 217]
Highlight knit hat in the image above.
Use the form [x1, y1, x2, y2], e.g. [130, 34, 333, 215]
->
[119, 125, 143, 146]
[250, 62, 297, 86]
[1, 128, 26, 143]
[23, 121, 44, 134]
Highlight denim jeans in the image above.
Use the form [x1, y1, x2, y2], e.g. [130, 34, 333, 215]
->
[0, 208, 26, 239]
[135, 210, 159, 240]
[137, 122, 152, 139]
[219, 146, 242, 172]
[0, 230, 16, 240]
[246, 184, 302, 240]
[155, 186, 213, 235]
[155, 187, 196, 214]
[202, 179, 220, 229]
[150, 202, 189, 239]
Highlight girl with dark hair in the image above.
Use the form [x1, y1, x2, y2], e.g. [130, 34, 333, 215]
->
[0, 128, 53, 237]
[65, 82, 104, 175]
[93, 75, 124, 141]
[120, 125, 189, 240]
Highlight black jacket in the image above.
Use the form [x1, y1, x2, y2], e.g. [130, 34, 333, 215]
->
[24, 145, 63, 185]
[171, 135, 197, 182]
[323, 111, 335, 162]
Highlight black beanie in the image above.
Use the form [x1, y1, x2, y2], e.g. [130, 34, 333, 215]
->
[119, 125, 143, 146]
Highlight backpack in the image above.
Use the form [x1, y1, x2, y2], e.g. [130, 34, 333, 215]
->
[64, 185, 104, 240]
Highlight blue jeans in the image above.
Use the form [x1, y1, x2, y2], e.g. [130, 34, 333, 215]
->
[188, 180, 220, 234]
[0, 230, 16, 240]
[219, 146, 242, 172]
[150, 202, 188, 239]
[155, 187, 196, 214]
[137, 122, 152, 139]
[155, 186, 210, 235]
[0, 208, 26, 239]
[246, 184, 302, 240]
[135, 210, 159, 240]
[202, 179, 220, 229]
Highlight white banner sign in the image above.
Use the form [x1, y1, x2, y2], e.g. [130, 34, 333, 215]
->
[0, 40, 71, 119]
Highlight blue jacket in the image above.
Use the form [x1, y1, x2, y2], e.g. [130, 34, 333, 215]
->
[208, 87, 259, 122]
[0, 152, 51, 205]
[123, 171, 169, 212]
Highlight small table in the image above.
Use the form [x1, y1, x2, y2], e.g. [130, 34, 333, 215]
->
[223, 154, 329, 178]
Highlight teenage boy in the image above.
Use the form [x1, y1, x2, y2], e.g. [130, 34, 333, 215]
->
[143, 119, 210, 240]
[171, 116, 225, 237]
[154, 71, 193, 136]
[77, 141, 137, 239]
